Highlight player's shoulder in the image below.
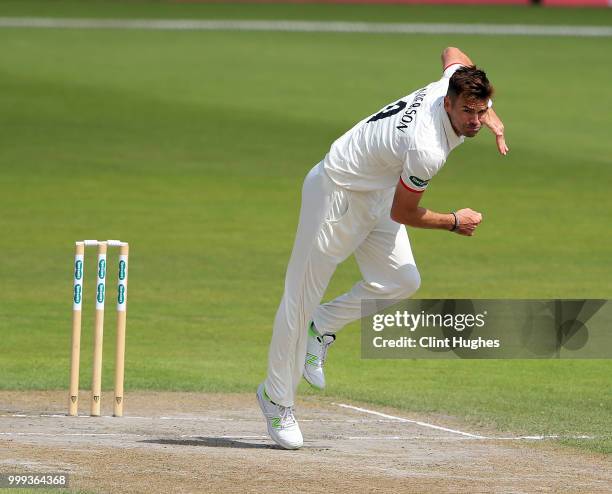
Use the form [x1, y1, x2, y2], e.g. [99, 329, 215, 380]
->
[426, 63, 463, 95]
[402, 147, 446, 186]
[406, 147, 445, 168]
[442, 63, 464, 79]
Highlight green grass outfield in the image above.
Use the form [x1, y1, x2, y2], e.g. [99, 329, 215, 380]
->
[0, 1, 610, 454]
[2, 0, 612, 25]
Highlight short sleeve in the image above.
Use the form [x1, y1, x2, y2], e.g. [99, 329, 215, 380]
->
[400, 149, 445, 193]
[443, 63, 464, 79]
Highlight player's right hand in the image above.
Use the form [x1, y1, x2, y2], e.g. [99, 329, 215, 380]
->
[454, 208, 482, 236]
[480, 108, 509, 156]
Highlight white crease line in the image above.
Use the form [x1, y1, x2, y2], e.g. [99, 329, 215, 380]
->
[179, 435, 269, 439]
[6, 414, 234, 421]
[5, 413, 397, 423]
[0, 431, 596, 441]
[28, 414, 151, 420]
[345, 435, 596, 441]
[0, 432, 260, 439]
[160, 416, 235, 421]
[0, 18, 610, 38]
[335, 403, 486, 439]
[4, 412, 597, 441]
[0, 432, 125, 436]
[334, 403, 596, 441]
[346, 436, 426, 440]
[494, 435, 595, 440]
[0, 432, 269, 439]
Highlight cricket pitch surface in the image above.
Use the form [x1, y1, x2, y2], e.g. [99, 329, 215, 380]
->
[1, 391, 610, 493]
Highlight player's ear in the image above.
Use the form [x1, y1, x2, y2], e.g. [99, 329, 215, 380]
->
[443, 95, 452, 113]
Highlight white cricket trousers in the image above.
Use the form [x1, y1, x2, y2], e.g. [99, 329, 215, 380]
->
[264, 162, 421, 407]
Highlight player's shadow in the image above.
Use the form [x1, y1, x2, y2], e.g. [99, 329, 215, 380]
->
[140, 437, 281, 449]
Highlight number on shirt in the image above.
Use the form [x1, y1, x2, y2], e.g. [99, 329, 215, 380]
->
[366, 101, 407, 123]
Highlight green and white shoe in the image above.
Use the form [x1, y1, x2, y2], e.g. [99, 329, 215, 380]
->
[256, 383, 303, 450]
[303, 322, 336, 389]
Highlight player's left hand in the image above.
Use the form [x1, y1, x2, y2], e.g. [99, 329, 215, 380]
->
[480, 108, 508, 156]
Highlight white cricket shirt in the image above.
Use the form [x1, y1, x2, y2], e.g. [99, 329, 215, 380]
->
[323, 64, 465, 193]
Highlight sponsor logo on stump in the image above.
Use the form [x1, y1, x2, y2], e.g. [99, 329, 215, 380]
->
[97, 284, 105, 303]
[118, 260, 126, 280]
[98, 259, 106, 279]
[74, 260, 83, 280]
[74, 285, 82, 304]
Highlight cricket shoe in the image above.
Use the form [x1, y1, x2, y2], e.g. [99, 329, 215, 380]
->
[256, 383, 303, 450]
[303, 322, 336, 389]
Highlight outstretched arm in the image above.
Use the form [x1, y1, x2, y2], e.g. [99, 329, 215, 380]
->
[480, 107, 509, 155]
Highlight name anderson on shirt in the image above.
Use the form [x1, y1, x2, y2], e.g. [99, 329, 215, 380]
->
[396, 87, 427, 133]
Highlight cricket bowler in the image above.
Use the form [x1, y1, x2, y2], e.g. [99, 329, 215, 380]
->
[257, 47, 508, 449]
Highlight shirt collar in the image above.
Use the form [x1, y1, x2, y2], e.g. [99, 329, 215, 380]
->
[439, 98, 465, 151]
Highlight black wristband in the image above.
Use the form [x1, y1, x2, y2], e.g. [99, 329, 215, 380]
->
[450, 212, 459, 232]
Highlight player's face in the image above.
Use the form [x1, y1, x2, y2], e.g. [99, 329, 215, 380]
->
[444, 94, 489, 138]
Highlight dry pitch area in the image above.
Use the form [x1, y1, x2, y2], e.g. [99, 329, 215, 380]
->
[1, 391, 610, 493]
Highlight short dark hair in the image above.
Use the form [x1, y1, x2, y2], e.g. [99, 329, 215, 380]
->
[447, 66, 493, 102]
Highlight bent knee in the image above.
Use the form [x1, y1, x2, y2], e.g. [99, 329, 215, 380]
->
[390, 265, 421, 298]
